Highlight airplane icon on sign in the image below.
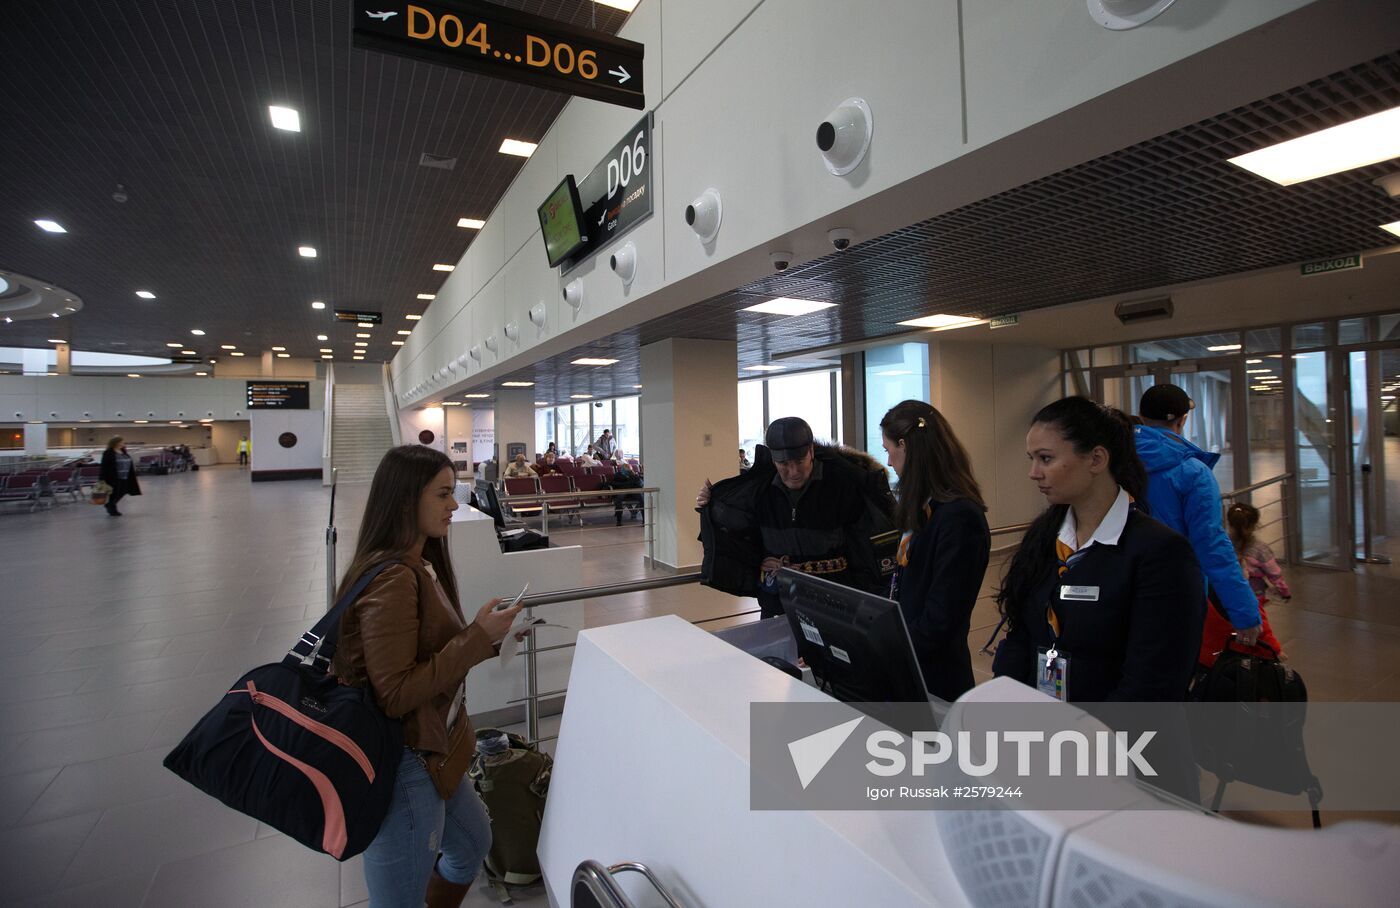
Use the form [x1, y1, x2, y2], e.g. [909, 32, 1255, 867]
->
[365, 10, 398, 21]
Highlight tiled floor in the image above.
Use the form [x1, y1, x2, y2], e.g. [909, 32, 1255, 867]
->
[0, 465, 1396, 905]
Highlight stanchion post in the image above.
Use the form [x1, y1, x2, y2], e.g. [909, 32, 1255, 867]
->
[325, 471, 338, 612]
[523, 600, 540, 743]
[1360, 464, 1392, 565]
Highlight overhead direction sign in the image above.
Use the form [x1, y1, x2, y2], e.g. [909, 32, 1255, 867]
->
[1300, 254, 1362, 276]
[334, 309, 383, 324]
[353, 1, 645, 110]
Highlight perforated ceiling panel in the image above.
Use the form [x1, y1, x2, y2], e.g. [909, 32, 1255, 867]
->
[478, 52, 1400, 403]
[0, 0, 627, 364]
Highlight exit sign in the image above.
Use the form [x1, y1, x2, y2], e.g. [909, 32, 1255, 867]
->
[1300, 254, 1362, 276]
[989, 315, 1019, 329]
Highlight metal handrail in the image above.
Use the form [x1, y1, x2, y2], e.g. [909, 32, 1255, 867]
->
[513, 571, 702, 609]
[1220, 472, 1292, 499]
[501, 485, 660, 503]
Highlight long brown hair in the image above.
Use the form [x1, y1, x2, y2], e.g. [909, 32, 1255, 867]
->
[1226, 501, 1259, 554]
[879, 400, 985, 532]
[334, 445, 460, 609]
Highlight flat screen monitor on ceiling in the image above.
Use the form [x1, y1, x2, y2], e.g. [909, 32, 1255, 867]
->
[537, 174, 588, 268]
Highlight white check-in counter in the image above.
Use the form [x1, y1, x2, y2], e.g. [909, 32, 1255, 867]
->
[538, 616, 1400, 908]
[449, 505, 582, 719]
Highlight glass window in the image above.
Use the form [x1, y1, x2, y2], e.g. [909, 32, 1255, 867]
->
[1244, 327, 1281, 353]
[1092, 345, 1123, 367]
[1338, 317, 1369, 346]
[534, 406, 554, 454]
[1379, 313, 1400, 343]
[1292, 322, 1331, 350]
[571, 403, 591, 455]
[1130, 332, 1240, 362]
[1293, 350, 1339, 562]
[614, 396, 639, 458]
[738, 380, 765, 463]
[864, 343, 929, 481]
[768, 370, 836, 443]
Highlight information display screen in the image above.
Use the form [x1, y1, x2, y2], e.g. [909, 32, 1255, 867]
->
[537, 175, 588, 268]
[246, 381, 310, 409]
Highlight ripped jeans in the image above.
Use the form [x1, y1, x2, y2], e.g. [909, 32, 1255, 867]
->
[361, 748, 492, 907]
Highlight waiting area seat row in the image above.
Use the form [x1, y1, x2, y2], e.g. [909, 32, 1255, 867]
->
[0, 462, 99, 511]
[500, 472, 644, 525]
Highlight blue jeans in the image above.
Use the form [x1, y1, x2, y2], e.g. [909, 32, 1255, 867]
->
[362, 748, 492, 907]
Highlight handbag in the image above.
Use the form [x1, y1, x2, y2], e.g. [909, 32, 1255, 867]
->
[163, 561, 404, 860]
[91, 480, 111, 505]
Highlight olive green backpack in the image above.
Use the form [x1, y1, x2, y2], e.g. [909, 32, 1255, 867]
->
[469, 729, 553, 896]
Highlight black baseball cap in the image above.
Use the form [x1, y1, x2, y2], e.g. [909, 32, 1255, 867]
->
[765, 416, 814, 462]
[1139, 384, 1195, 421]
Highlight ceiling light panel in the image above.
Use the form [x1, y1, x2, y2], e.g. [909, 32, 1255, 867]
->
[741, 298, 837, 317]
[1382, 221, 1400, 237]
[34, 219, 66, 233]
[1227, 106, 1400, 185]
[457, 218, 485, 229]
[432, 263, 455, 272]
[268, 105, 301, 132]
[406, 314, 422, 320]
[311, 301, 326, 310]
[135, 290, 156, 299]
[895, 314, 984, 330]
[501, 381, 535, 387]
[298, 246, 317, 257]
[417, 294, 436, 300]
[571, 358, 619, 366]
[499, 139, 538, 157]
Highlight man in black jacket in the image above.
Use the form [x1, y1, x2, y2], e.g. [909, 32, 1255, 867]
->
[698, 417, 893, 618]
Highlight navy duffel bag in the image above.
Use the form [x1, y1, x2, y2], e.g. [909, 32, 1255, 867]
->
[164, 561, 403, 860]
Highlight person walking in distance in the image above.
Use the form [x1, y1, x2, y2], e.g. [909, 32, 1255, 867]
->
[98, 435, 142, 517]
[594, 428, 616, 460]
[237, 435, 251, 468]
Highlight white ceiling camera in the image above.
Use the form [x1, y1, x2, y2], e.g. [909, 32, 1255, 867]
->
[770, 251, 794, 272]
[816, 97, 873, 176]
[529, 302, 547, 328]
[563, 279, 583, 310]
[828, 228, 854, 251]
[504, 320, 520, 342]
[456, 353, 470, 369]
[610, 241, 637, 287]
[469, 345, 482, 362]
[484, 334, 498, 352]
[685, 188, 722, 243]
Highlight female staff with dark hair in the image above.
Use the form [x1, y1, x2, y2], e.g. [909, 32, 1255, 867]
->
[331, 445, 523, 908]
[98, 435, 141, 516]
[992, 397, 1204, 703]
[880, 400, 990, 702]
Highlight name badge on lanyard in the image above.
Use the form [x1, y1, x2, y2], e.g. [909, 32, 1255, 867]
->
[1059, 585, 1100, 602]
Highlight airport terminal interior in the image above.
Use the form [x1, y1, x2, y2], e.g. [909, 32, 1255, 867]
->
[3, 0, 1400, 905]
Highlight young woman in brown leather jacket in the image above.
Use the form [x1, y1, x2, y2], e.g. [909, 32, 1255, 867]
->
[331, 445, 523, 908]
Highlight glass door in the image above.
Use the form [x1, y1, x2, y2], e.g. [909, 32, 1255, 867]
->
[1348, 348, 1398, 566]
[1166, 364, 1243, 492]
[1292, 350, 1347, 568]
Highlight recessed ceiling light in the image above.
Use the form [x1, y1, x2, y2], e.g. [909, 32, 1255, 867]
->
[134, 419, 148, 423]
[633, 384, 643, 389]
[501, 381, 535, 387]
[135, 290, 156, 299]
[397, 330, 412, 336]
[34, 218, 69, 234]
[432, 263, 455, 272]
[571, 358, 619, 366]
[127, 373, 141, 378]
[356, 333, 371, 338]
[319, 348, 332, 353]
[391, 340, 404, 346]
[353, 355, 365, 361]
[1206, 344, 1242, 352]
[311, 301, 326, 310]
[190, 329, 206, 336]
[354, 341, 368, 347]
[195, 371, 208, 376]
[180, 350, 196, 356]
[1381, 220, 1400, 238]
[316, 334, 328, 341]
[464, 393, 491, 399]
[276, 353, 290, 358]
[744, 365, 785, 372]
[1246, 358, 1262, 364]
[406, 314, 422, 320]
[51, 313, 60, 318]
[570, 394, 594, 399]
[441, 401, 464, 406]
[166, 342, 182, 348]
[357, 322, 374, 328]
[594, 0, 641, 11]
[221, 344, 237, 350]
[48, 338, 65, 344]
[230, 351, 246, 357]
[1226, 106, 1400, 185]
[1246, 368, 1273, 374]
[457, 218, 486, 230]
[169, 420, 182, 425]
[895, 314, 984, 331]
[268, 105, 301, 132]
[271, 346, 286, 351]
[499, 139, 538, 157]
[742, 298, 837, 317]
[321, 355, 333, 360]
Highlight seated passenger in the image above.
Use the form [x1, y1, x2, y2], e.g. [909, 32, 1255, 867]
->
[577, 447, 599, 467]
[330, 445, 524, 906]
[880, 400, 990, 702]
[503, 453, 536, 478]
[993, 397, 1205, 702]
[535, 452, 562, 475]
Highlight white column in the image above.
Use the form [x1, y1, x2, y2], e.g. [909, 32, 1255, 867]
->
[55, 343, 71, 375]
[494, 389, 536, 461]
[640, 338, 738, 571]
[24, 422, 48, 455]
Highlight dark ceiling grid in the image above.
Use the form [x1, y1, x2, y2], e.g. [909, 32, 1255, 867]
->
[0, 0, 625, 362]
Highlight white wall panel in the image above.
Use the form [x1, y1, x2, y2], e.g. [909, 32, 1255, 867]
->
[659, 0, 758, 97]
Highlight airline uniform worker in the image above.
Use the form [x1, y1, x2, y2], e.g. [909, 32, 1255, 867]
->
[992, 397, 1204, 703]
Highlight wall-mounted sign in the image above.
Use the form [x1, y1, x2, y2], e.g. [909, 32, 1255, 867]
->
[559, 112, 653, 274]
[1300, 254, 1362, 276]
[247, 381, 311, 409]
[989, 315, 1019, 329]
[353, 1, 645, 110]
[334, 309, 383, 324]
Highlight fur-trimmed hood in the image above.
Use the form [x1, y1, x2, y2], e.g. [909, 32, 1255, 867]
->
[815, 442, 888, 478]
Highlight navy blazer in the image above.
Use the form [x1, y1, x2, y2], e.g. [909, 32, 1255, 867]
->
[895, 497, 991, 702]
[992, 508, 1204, 702]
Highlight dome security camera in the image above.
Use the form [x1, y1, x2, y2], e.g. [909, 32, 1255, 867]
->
[685, 189, 723, 243]
[147, 411, 155, 418]
[504, 320, 520, 342]
[816, 97, 873, 176]
[447, 359, 459, 372]
[610, 241, 637, 287]
[456, 353, 470, 369]
[770, 251, 793, 272]
[484, 334, 498, 352]
[529, 303, 547, 328]
[177, 411, 185, 418]
[469, 345, 482, 362]
[828, 228, 854, 251]
[563, 279, 583, 310]
[50, 411, 59, 419]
